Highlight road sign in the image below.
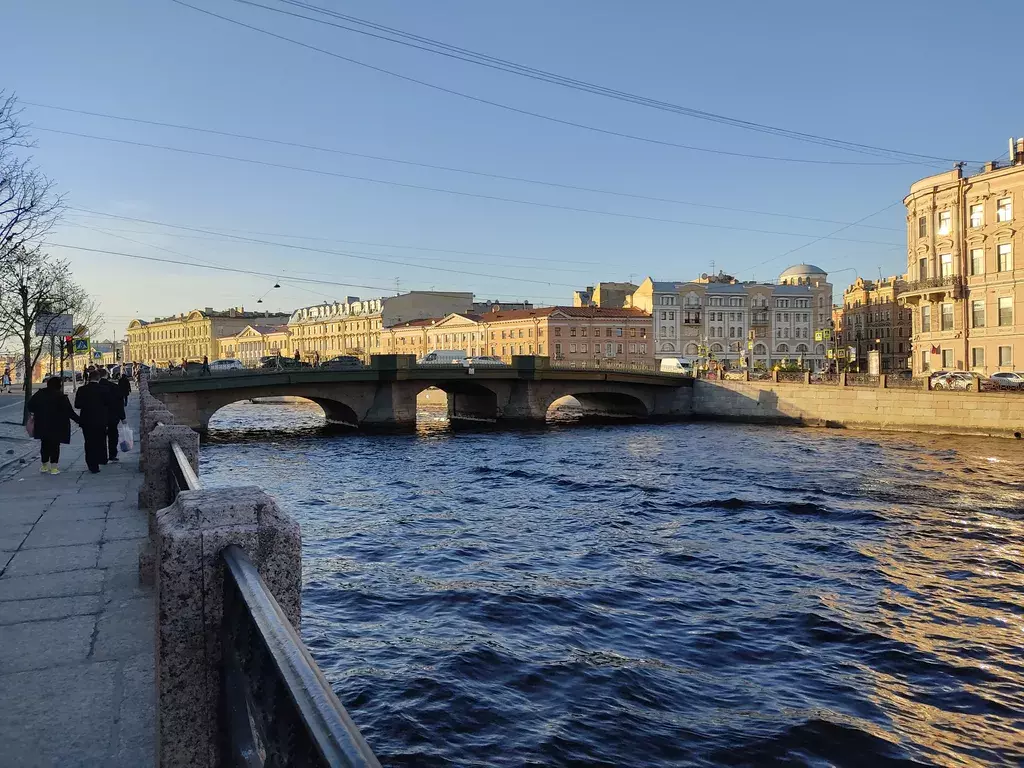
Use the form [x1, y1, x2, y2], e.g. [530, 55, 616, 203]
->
[847, 346, 856, 361]
[35, 313, 74, 337]
[72, 338, 90, 354]
[814, 330, 823, 342]
[826, 348, 835, 359]
[746, 340, 754, 350]
[836, 348, 847, 359]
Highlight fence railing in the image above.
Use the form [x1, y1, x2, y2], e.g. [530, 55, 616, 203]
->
[170, 441, 201, 496]
[810, 373, 841, 385]
[221, 545, 381, 768]
[777, 371, 805, 383]
[885, 376, 924, 390]
[902, 275, 963, 293]
[550, 359, 659, 373]
[846, 373, 881, 387]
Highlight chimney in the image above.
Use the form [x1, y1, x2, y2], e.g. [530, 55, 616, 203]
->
[204, 307, 214, 314]
[984, 161, 997, 173]
[1015, 137, 1024, 165]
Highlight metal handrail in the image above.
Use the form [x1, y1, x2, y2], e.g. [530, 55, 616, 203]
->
[171, 442, 201, 493]
[221, 545, 381, 768]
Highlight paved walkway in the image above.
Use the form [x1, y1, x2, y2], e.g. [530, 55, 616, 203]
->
[0, 396, 154, 767]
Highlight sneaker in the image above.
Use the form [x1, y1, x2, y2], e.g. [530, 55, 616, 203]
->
[109, 456, 120, 463]
[49, 466, 60, 475]
[40, 462, 50, 473]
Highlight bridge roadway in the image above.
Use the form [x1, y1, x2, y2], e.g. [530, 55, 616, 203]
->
[148, 356, 694, 432]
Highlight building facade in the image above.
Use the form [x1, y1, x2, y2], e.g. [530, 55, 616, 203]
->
[218, 324, 290, 366]
[573, 282, 639, 309]
[380, 306, 654, 364]
[836, 276, 912, 372]
[125, 308, 288, 367]
[287, 292, 475, 364]
[630, 265, 833, 369]
[901, 142, 1024, 375]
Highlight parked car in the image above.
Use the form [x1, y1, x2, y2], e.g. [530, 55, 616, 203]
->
[321, 355, 363, 370]
[209, 358, 245, 372]
[931, 371, 975, 391]
[988, 372, 1024, 390]
[464, 356, 507, 367]
[418, 350, 468, 365]
[259, 355, 310, 370]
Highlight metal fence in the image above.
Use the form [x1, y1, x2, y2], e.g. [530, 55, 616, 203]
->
[885, 376, 923, 390]
[221, 545, 381, 767]
[776, 371, 805, 383]
[846, 373, 880, 387]
[722, 370, 747, 381]
[810, 374, 841, 385]
[550, 359, 659, 373]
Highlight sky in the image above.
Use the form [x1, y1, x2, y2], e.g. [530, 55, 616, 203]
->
[7, 0, 1022, 341]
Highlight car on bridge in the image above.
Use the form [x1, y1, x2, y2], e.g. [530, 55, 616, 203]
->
[259, 356, 311, 371]
[209, 358, 245, 372]
[418, 350, 468, 365]
[465, 356, 507, 367]
[321, 355, 364, 370]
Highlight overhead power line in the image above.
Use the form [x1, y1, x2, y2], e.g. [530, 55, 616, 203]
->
[227, 0, 962, 165]
[169, 0, 924, 168]
[37, 127, 903, 248]
[25, 101, 902, 232]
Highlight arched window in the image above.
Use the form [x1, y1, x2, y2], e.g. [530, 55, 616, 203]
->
[815, 344, 825, 356]
[777, 343, 789, 353]
[660, 342, 675, 352]
[711, 343, 723, 353]
[796, 344, 808, 354]
[685, 343, 699, 355]
[754, 343, 767, 355]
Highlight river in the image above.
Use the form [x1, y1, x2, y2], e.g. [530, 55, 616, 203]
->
[200, 400, 1024, 767]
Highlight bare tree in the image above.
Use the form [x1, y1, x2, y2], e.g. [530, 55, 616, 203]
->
[0, 92, 64, 270]
[0, 247, 86, 422]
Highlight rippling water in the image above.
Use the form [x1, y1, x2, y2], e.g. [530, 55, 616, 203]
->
[201, 401, 1024, 767]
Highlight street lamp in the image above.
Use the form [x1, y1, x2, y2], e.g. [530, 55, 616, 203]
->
[256, 283, 281, 304]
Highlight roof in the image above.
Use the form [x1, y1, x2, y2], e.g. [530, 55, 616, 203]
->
[779, 263, 827, 279]
[250, 324, 288, 335]
[389, 318, 440, 329]
[773, 284, 816, 295]
[704, 283, 748, 294]
[484, 306, 650, 321]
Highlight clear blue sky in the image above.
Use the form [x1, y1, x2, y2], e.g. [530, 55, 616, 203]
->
[8, 0, 1021, 340]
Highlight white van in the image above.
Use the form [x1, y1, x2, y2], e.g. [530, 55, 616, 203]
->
[418, 350, 468, 365]
[660, 357, 696, 375]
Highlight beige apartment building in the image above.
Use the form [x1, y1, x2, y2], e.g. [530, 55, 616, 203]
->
[125, 308, 289, 367]
[630, 265, 833, 369]
[902, 140, 1024, 375]
[287, 292, 475, 364]
[573, 282, 639, 309]
[218, 324, 291, 366]
[836, 276, 912, 372]
[381, 306, 654, 364]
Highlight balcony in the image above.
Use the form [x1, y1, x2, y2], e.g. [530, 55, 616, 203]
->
[898, 275, 964, 303]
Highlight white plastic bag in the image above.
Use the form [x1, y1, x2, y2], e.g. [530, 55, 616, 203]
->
[118, 422, 134, 453]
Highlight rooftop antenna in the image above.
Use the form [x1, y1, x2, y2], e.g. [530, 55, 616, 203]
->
[395, 277, 401, 295]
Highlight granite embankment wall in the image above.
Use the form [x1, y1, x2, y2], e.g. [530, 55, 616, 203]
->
[693, 380, 1024, 438]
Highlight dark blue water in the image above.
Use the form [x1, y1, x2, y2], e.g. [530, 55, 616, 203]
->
[201, 402, 1024, 767]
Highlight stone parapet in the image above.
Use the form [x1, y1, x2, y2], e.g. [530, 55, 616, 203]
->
[154, 487, 301, 768]
[139, 425, 199, 511]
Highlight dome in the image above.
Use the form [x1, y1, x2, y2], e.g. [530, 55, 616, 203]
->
[779, 263, 827, 280]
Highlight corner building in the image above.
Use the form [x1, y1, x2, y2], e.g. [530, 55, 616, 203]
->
[902, 141, 1024, 375]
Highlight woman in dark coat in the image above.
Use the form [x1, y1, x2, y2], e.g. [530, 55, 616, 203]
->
[28, 377, 80, 474]
[118, 373, 132, 406]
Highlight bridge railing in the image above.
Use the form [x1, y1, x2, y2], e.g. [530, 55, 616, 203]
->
[549, 359, 664, 373]
[155, 409, 381, 767]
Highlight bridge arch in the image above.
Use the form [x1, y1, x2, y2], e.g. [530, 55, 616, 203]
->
[545, 390, 650, 422]
[410, 380, 500, 425]
[202, 395, 360, 432]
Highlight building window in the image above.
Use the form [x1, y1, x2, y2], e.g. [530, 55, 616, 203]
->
[997, 197, 1012, 223]
[937, 210, 951, 235]
[639, 343, 647, 354]
[999, 346, 1013, 367]
[942, 349, 954, 368]
[616, 343, 623, 353]
[629, 328, 636, 337]
[998, 297, 1013, 326]
[605, 342, 613, 355]
[971, 248, 984, 276]
[554, 343, 562, 357]
[998, 243, 1013, 272]
[918, 257, 927, 281]
[660, 311, 666, 320]
[569, 343, 577, 353]
[970, 204, 983, 228]
[941, 303, 954, 331]
[918, 216, 927, 237]
[972, 300, 985, 328]
[921, 305, 931, 332]
[580, 343, 587, 353]
[570, 327, 577, 337]
[554, 327, 561, 336]
[606, 328, 613, 337]
[616, 327, 624, 336]
[580, 328, 586, 337]
[972, 347, 985, 368]
[940, 253, 953, 277]
[922, 349, 930, 370]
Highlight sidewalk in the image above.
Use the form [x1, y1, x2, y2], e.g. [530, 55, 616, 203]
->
[0, 396, 154, 767]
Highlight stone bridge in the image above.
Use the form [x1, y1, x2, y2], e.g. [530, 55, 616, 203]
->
[147, 356, 693, 432]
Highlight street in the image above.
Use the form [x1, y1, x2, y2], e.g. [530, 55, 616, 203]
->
[0, 391, 24, 421]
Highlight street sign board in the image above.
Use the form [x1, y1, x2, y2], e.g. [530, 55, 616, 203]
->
[746, 340, 754, 350]
[814, 330, 822, 342]
[836, 348, 847, 359]
[847, 346, 856, 361]
[35, 313, 74, 337]
[72, 338, 90, 354]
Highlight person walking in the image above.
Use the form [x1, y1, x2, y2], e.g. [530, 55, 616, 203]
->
[28, 377, 80, 474]
[201, 355, 211, 376]
[293, 349, 301, 363]
[97, 368, 126, 463]
[1, 366, 11, 393]
[74, 370, 109, 473]
[118, 372, 132, 407]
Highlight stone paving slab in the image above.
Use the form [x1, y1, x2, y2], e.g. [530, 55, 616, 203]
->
[0, 395, 155, 766]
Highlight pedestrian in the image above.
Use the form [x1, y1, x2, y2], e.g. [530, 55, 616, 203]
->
[118, 372, 132, 407]
[201, 355, 211, 376]
[97, 368, 126, 463]
[28, 376, 80, 474]
[74, 370, 109, 473]
[313, 351, 320, 367]
[1, 366, 11, 393]
[294, 349, 301, 363]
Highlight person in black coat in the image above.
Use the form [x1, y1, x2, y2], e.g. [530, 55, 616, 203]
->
[75, 370, 110, 473]
[28, 377, 80, 474]
[118, 373, 131, 407]
[97, 368, 126, 463]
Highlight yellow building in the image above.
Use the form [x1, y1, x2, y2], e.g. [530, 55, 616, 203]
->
[125, 307, 289, 367]
[902, 140, 1024, 375]
[217, 324, 291, 366]
[836, 276, 912, 372]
